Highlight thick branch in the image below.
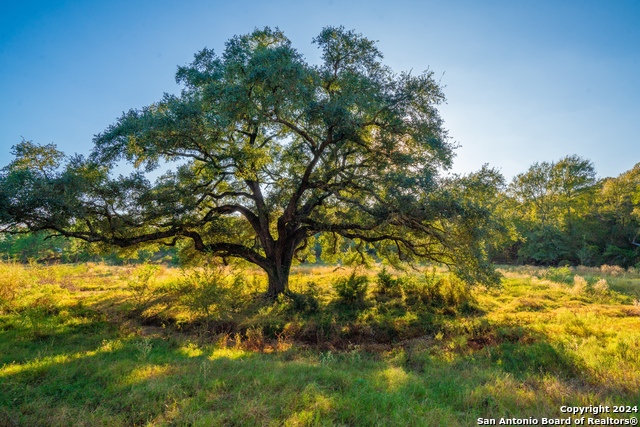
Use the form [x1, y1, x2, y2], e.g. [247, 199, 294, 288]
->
[245, 180, 274, 254]
[181, 230, 269, 269]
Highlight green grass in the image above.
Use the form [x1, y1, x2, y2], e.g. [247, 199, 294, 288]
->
[1, 262, 639, 426]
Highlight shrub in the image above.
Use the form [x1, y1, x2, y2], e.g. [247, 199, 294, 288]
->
[436, 274, 473, 309]
[544, 266, 573, 284]
[374, 267, 403, 300]
[402, 268, 443, 306]
[270, 290, 320, 316]
[0, 262, 29, 313]
[287, 290, 320, 314]
[244, 327, 266, 352]
[402, 276, 429, 306]
[177, 265, 244, 319]
[127, 264, 159, 307]
[404, 270, 474, 312]
[333, 271, 369, 306]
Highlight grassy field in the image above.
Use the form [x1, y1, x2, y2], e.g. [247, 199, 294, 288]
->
[1, 262, 639, 426]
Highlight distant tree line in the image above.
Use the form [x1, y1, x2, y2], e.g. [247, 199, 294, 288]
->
[0, 232, 179, 265]
[487, 156, 640, 268]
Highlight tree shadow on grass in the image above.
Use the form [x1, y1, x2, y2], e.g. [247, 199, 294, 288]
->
[0, 309, 116, 366]
[489, 340, 579, 380]
[0, 330, 266, 426]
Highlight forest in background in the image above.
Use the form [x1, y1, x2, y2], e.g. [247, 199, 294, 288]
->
[2, 155, 638, 270]
[490, 156, 640, 268]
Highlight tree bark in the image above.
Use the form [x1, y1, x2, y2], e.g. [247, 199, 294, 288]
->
[266, 264, 290, 299]
[264, 237, 298, 299]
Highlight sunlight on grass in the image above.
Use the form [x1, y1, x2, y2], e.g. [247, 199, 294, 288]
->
[374, 366, 410, 392]
[208, 347, 251, 360]
[284, 383, 334, 426]
[178, 342, 204, 358]
[122, 364, 174, 386]
[0, 347, 102, 378]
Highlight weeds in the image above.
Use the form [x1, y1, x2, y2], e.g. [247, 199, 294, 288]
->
[134, 336, 153, 360]
[127, 264, 159, 308]
[320, 350, 335, 366]
[600, 264, 625, 276]
[273, 289, 319, 315]
[375, 267, 403, 300]
[544, 266, 574, 284]
[572, 275, 588, 295]
[176, 264, 244, 319]
[593, 278, 609, 294]
[405, 272, 476, 312]
[244, 327, 266, 352]
[200, 359, 211, 383]
[0, 262, 27, 312]
[333, 271, 369, 306]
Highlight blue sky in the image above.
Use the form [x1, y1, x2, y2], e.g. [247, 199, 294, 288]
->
[1, 0, 639, 180]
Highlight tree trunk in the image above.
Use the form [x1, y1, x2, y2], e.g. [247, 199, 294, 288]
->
[266, 272, 289, 300]
[263, 232, 302, 300]
[265, 262, 291, 299]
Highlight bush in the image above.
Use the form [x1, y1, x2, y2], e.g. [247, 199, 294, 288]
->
[288, 290, 320, 314]
[374, 267, 403, 300]
[333, 272, 369, 306]
[403, 269, 474, 312]
[435, 274, 474, 309]
[543, 266, 573, 284]
[177, 265, 244, 319]
[0, 262, 29, 313]
[271, 289, 320, 316]
[127, 264, 159, 307]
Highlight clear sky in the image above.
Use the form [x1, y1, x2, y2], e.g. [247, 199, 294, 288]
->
[1, 0, 639, 181]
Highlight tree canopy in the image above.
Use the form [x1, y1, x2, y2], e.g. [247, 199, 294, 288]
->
[0, 27, 498, 297]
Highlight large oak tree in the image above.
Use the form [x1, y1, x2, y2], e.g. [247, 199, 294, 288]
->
[0, 27, 498, 298]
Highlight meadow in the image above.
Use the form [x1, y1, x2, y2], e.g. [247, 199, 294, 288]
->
[1, 262, 639, 426]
